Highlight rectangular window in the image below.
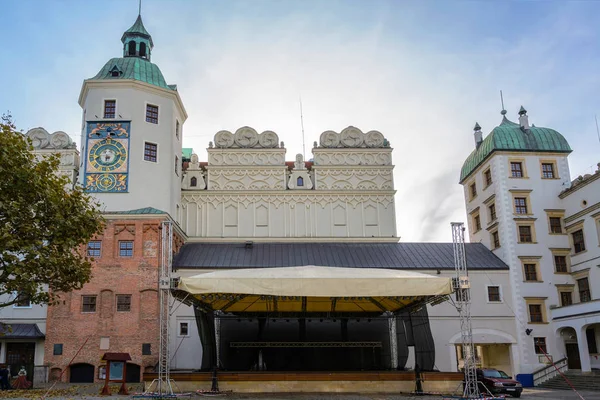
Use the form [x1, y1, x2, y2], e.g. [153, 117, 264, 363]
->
[179, 322, 189, 336]
[484, 169, 492, 186]
[176, 120, 180, 140]
[146, 104, 159, 124]
[469, 183, 477, 199]
[534, 337, 547, 354]
[510, 162, 523, 178]
[554, 255, 568, 273]
[549, 217, 562, 234]
[87, 241, 102, 257]
[529, 304, 543, 323]
[519, 225, 533, 243]
[524, 264, 538, 281]
[104, 100, 116, 119]
[587, 328, 598, 354]
[144, 142, 157, 162]
[487, 286, 501, 302]
[142, 343, 152, 355]
[82, 295, 97, 312]
[572, 229, 586, 253]
[116, 295, 131, 312]
[541, 163, 555, 179]
[53, 344, 63, 355]
[578, 278, 591, 303]
[491, 231, 500, 249]
[474, 214, 481, 232]
[514, 197, 528, 214]
[119, 241, 133, 257]
[175, 156, 179, 176]
[560, 291, 572, 307]
[489, 203, 496, 221]
[14, 292, 31, 308]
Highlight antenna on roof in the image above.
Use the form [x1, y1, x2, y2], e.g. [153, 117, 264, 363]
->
[300, 96, 306, 160]
[595, 115, 600, 145]
[500, 90, 507, 115]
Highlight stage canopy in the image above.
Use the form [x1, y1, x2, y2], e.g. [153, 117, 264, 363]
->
[176, 265, 453, 314]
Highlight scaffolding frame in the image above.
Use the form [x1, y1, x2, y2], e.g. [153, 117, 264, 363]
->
[451, 222, 482, 399]
[142, 220, 181, 397]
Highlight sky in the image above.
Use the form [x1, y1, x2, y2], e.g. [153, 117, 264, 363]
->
[2, 0, 600, 242]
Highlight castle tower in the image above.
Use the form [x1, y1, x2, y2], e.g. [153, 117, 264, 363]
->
[460, 106, 573, 374]
[44, 14, 187, 383]
[78, 13, 187, 217]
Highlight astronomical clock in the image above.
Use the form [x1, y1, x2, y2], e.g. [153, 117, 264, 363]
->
[84, 122, 130, 192]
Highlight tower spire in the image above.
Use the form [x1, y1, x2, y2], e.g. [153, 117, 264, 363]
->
[139, 0, 142, 16]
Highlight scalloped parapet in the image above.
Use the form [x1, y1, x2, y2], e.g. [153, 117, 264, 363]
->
[318, 126, 390, 148]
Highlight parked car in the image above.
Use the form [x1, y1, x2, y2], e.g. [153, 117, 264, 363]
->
[476, 368, 523, 398]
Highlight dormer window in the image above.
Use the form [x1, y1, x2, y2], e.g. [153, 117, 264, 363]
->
[297, 177, 304, 187]
[128, 41, 136, 56]
[109, 65, 122, 77]
[190, 177, 197, 187]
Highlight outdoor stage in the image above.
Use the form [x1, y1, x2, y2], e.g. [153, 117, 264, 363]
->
[143, 371, 464, 393]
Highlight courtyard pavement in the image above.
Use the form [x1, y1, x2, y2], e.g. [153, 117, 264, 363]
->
[1, 387, 596, 400]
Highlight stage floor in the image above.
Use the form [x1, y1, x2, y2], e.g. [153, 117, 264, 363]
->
[143, 371, 463, 394]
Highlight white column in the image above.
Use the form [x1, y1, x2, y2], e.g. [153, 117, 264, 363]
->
[449, 345, 458, 372]
[510, 344, 520, 377]
[0, 341, 5, 363]
[577, 326, 591, 372]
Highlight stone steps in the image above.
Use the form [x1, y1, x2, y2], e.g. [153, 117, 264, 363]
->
[537, 372, 600, 391]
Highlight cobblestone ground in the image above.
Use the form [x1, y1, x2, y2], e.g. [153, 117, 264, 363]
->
[0, 386, 596, 400]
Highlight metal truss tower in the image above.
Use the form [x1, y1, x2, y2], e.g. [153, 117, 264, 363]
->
[144, 220, 175, 396]
[451, 222, 481, 399]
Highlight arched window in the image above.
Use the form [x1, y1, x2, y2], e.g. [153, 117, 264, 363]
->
[139, 42, 147, 58]
[190, 177, 197, 187]
[297, 176, 304, 187]
[128, 41, 136, 56]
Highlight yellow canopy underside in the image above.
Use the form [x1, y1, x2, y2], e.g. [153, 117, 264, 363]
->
[188, 294, 428, 313]
[177, 266, 453, 313]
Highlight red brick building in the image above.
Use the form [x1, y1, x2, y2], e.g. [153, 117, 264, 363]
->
[44, 210, 185, 383]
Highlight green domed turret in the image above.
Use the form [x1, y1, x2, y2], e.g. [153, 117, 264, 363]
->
[86, 14, 175, 91]
[460, 109, 571, 183]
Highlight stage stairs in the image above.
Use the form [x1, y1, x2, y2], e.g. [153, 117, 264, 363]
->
[537, 370, 600, 391]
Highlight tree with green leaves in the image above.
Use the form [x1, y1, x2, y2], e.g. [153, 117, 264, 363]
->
[0, 113, 104, 308]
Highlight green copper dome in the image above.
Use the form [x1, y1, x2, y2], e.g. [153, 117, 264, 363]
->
[121, 15, 154, 47]
[89, 57, 173, 90]
[459, 116, 571, 183]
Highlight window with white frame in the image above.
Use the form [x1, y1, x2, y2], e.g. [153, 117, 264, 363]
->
[487, 286, 501, 302]
[179, 322, 189, 336]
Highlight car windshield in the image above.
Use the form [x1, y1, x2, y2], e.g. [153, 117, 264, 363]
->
[498, 371, 510, 378]
[482, 370, 503, 378]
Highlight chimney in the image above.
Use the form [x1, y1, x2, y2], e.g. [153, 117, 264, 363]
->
[474, 122, 483, 148]
[518, 106, 529, 130]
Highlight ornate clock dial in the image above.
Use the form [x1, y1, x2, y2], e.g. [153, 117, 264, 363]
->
[341, 127, 364, 147]
[234, 127, 259, 148]
[319, 131, 340, 148]
[88, 139, 127, 172]
[214, 131, 234, 148]
[259, 131, 279, 148]
[365, 131, 384, 148]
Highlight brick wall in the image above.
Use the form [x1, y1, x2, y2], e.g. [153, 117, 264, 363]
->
[44, 217, 183, 382]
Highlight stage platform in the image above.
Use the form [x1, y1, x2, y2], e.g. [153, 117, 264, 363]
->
[143, 371, 463, 393]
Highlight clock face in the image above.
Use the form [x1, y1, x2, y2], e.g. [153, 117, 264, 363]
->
[319, 131, 340, 148]
[214, 130, 235, 148]
[259, 131, 279, 148]
[365, 130, 384, 147]
[234, 127, 259, 148]
[341, 127, 364, 147]
[88, 139, 127, 172]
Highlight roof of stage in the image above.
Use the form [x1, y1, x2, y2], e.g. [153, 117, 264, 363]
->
[173, 242, 507, 271]
[176, 265, 453, 314]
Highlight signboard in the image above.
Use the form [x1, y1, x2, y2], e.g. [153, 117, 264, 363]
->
[109, 361, 124, 381]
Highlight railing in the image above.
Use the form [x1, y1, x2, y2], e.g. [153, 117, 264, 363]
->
[533, 357, 568, 386]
